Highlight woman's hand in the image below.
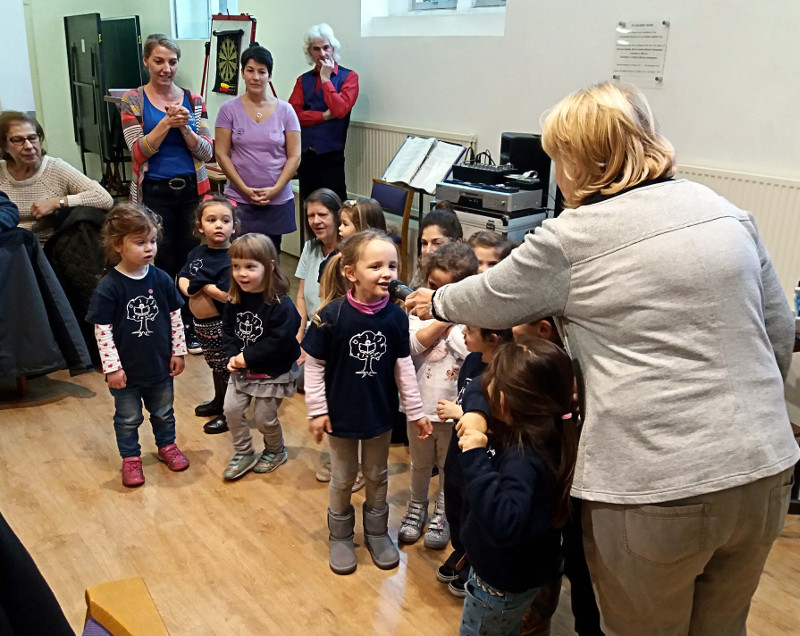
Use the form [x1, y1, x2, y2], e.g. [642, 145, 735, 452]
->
[436, 399, 462, 421]
[250, 186, 279, 206]
[309, 414, 331, 444]
[163, 104, 190, 128]
[30, 198, 60, 220]
[458, 428, 488, 452]
[405, 288, 434, 320]
[107, 369, 127, 389]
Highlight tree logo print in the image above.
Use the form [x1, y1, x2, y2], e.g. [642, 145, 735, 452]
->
[126, 295, 159, 337]
[235, 311, 263, 348]
[349, 330, 387, 377]
[189, 258, 203, 277]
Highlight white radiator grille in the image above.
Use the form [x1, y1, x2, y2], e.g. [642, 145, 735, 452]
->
[344, 120, 477, 201]
[676, 165, 800, 300]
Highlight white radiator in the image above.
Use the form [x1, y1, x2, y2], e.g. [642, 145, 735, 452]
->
[344, 120, 477, 202]
[676, 165, 800, 301]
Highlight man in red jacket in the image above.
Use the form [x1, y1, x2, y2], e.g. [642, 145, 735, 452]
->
[289, 23, 359, 205]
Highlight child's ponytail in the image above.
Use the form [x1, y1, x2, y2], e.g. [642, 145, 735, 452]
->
[313, 252, 348, 326]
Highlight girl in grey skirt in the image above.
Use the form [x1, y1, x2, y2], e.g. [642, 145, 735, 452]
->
[221, 234, 301, 480]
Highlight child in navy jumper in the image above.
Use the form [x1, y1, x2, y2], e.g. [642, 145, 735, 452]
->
[434, 325, 514, 597]
[221, 233, 301, 481]
[86, 203, 189, 488]
[178, 194, 236, 435]
[455, 337, 579, 635]
[302, 230, 432, 575]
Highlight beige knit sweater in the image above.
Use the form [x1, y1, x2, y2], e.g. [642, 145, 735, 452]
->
[0, 156, 113, 241]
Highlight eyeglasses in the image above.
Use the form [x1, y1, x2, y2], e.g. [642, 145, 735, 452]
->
[7, 134, 41, 146]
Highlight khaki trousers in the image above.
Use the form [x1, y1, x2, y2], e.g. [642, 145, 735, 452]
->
[582, 468, 793, 636]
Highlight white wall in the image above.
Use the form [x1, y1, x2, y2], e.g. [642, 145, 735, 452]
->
[26, 0, 800, 181]
[1, 0, 36, 112]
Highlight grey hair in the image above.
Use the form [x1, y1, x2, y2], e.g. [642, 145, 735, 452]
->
[303, 23, 341, 65]
[143, 33, 181, 60]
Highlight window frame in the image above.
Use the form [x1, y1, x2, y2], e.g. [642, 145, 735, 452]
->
[410, 0, 458, 10]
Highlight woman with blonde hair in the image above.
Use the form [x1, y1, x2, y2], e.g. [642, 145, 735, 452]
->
[407, 81, 798, 635]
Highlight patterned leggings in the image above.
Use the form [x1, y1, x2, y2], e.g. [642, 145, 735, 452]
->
[194, 316, 230, 377]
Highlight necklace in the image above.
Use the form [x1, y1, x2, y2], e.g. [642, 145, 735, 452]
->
[256, 112, 263, 119]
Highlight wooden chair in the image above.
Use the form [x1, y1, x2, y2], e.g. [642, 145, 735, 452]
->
[371, 179, 415, 283]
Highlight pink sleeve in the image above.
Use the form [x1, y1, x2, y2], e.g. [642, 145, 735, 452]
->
[171, 310, 187, 356]
[304, 354, 328, 416]
[95, 324, 122, 374]
[394, 355, 425, 421]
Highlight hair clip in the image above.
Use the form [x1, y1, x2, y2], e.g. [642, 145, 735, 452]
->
[561, 413, 573, 420]
[202, 193, 238, 207]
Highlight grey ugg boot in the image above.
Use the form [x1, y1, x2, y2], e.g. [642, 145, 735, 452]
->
[328, 506, 357, 575]
[363, 503, 400, 570]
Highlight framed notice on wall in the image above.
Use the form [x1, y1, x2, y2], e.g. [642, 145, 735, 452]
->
[612, 19, 670, 88]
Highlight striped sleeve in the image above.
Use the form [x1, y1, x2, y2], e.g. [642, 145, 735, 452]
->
[190, 93, 214, 162]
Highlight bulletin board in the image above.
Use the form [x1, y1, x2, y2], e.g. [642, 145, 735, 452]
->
[201, 14, 258, 122]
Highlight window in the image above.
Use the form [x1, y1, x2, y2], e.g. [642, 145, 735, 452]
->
[172, 0, 239, 40]
[410, 0, 504, 9]
[411, 0, 457, 9]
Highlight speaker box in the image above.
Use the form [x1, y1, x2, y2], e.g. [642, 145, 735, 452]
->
[500, 132, 552, 208]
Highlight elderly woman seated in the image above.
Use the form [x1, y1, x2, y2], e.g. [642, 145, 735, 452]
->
[0, 111, 113, 242]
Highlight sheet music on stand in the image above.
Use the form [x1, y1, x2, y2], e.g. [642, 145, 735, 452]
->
[382, 136, 467, 195]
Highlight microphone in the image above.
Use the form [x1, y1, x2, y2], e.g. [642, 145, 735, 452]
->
[388, 279, 414, 302]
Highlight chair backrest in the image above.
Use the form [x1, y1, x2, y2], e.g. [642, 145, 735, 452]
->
[370, 179, 415, 282]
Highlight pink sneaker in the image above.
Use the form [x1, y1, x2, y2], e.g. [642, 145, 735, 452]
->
[157, 443, 190, 471]
[122, 457, 145, 487]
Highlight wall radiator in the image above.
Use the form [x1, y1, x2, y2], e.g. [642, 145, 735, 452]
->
[345, 120, 477, 201]
[675, 165, 800, 301]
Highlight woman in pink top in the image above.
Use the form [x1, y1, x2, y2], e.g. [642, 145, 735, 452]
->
[215, 43, 301, 253]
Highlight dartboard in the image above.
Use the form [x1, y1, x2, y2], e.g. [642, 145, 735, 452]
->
[218, 39, 238, 83]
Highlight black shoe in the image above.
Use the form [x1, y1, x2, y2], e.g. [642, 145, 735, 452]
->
[187, 337, 202, 355]
[437, 563, 459, 583]
[195, 401, 222, 417]
[203, 416, 228, 434]
[448, 577, 466, 598]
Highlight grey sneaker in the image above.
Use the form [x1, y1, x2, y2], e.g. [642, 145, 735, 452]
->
[424, 506, 450, 550]
[398, 501, 428, 544]
[223, 453, 258, 481]
[315, 463, 331, 482]
[351, 470, 365, 493]
[254, 448, 288, 473]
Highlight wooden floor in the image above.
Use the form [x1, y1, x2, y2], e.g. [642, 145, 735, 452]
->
[1, 250, 799, 635]
[1, 363, 799, 635]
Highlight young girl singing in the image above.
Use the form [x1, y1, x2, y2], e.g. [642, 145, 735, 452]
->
[400, 242, 478, 549]
[221, 233, 301, 481]
[178, 193, 236, 435]
[456, 337, 578, 634]
[302, 230, 432, 575]
[86, 203, 189, 488]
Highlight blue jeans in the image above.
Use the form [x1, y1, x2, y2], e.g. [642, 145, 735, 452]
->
[459, 570, 539, 636]
[109, 378, 176, 458]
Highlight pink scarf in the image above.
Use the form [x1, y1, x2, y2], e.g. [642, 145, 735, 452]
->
[346, 289, 389, 314]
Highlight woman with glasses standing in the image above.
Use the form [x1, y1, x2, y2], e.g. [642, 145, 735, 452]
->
[215, 42, 301, 253]
[0, 111, 113, 242]
[120, 33, 213, 286]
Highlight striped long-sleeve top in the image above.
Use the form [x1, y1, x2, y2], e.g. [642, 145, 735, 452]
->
[120, 87, 213, 204]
